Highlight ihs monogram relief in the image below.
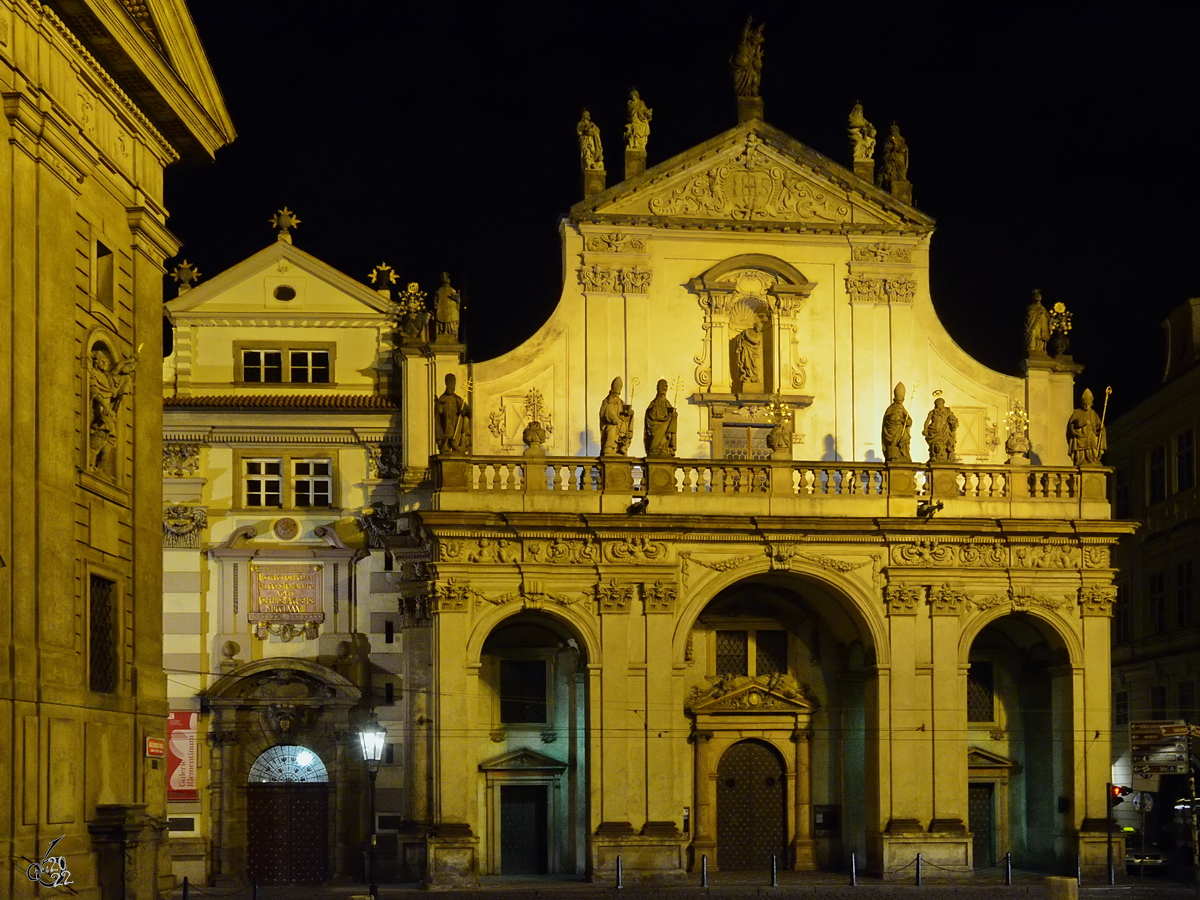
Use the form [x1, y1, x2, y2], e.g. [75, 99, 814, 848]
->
[648, 135, 850, 222]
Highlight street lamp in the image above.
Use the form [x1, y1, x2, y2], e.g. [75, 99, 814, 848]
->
[358, 715, 386, 899]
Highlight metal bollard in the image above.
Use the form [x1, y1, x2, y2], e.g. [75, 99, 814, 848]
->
[617, 855, 623, 889]
[702, 854, 708, 887]
[1005, 851, 1012, 885]
[916, 852, 922, 886]
[850, 851, 857, 886]
[1076, 855, 1082, 886]
[253, 878, 260, 900]
[182, 876, 189, 900]
[771, 854, 778, 887]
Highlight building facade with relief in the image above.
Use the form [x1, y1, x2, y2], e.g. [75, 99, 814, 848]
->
[159, 102, 1132, 887]
[159, 237, 409, 885]
[1108, 298, 1200, 840]
[0, 2, 232, 898]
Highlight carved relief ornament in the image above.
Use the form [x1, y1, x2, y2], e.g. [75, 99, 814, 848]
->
[584, 232, 647, 253]
[594, 579, 636, 613]
[527, 537, 599, 565]
[603, 536, 669, 563]
[927, 583, 967, 616]
[846, 274, 916, 304]
[1015, 542, 1079, 569]
[884, 584, 923, 615]
[365, 443, 403, 479]
[1079, 585, 1117, 617]
[851, 242, 913, 263]
[163, 442, 201, 477]
[890, 541, 1006, 568]
[968, 589, 1074, 613]
[578, 264, 652, 294]
[358, 503, 399, 550]
[163, 505, 207, 549]
[643, 581, 678, 613]
[647, 136, 850, 223]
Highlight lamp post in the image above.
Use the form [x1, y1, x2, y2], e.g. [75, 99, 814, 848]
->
[358, 715, 386, 900]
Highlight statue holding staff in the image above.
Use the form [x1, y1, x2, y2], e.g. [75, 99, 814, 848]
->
[435, 373, 471, 455]
[1067, 387, 1107, 466]
[599, 377, 634, 456]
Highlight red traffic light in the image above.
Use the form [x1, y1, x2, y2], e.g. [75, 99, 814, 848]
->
[1111, 785, 1131, 805]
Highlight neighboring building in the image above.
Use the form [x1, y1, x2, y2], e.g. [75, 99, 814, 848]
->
[160, 234, 405, 884]
[0, 2, 232, 898]
[162, 99, 1131, 889]
[1109, 298, 1200, 846]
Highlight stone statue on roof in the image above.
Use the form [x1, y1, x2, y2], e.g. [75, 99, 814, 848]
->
[848, 102, 876, 162]
[433, 272, 461, 342]
[577, 110, 604, 172]
[1067, 388, 1106, 466]
[730, 17, 765, 98]
[877, 124, 909, 190]
[625, 90, 652, 151]
[1024, 289, 1051, 358]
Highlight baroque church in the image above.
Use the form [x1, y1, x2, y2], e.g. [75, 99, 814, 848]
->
[158, 29, 1130, 888]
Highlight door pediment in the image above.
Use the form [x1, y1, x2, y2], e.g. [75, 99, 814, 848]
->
[480, 748, 567, 773]
[686, 673, 816, 715]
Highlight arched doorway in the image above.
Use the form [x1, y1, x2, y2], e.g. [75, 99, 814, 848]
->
[246, 745, 330, 884]
[966, 613, 1074, 871]
[717, 740, 787, 869]
[477, 613, 588, 876]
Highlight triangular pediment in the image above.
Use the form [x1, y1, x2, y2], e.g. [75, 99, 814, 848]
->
[967, 746, 1018, 769]
[686, 674, 816, 714]
[572, 120, 934, 232]
[479, 748, 568, 773]
[165, 242, 396, 320]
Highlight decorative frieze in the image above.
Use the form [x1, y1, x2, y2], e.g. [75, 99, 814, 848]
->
[889, 541, 1006, 568]
[465, 538, 522, 564]
[851, 242, 913, 263]
[680, 550, 759, 574]
[846, 274, 917, 304]
[603, 536, 669, 563]
[968, 589, 1074, 614]
[585, 232, 646, 253]
[431, 578, 473, 612]
[527, 537, 599, 565]
[163, 505, 207, 548]
[1083, 546, 1111, 568]
[163, 442, 201, 477]
[1079, 585, 1117, 617]
[594, 579, 636, 613]
[1015, 542, 1079, 568]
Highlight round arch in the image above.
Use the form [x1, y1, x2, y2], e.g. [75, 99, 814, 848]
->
[956, 604, 1082, 668]
[692, 253, 813, 289]
[466, 600, 601, 668]
[672, 558, 888, 668]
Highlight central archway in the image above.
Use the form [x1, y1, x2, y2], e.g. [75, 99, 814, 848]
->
[717, 740, 787, 869]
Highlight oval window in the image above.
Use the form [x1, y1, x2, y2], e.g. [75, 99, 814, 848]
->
[273, 284, 297, 301]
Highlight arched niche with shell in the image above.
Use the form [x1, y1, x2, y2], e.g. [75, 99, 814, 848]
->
[687, 254, 816, 398]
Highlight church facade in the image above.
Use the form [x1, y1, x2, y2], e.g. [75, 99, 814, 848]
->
[157, 82, 1131, 888]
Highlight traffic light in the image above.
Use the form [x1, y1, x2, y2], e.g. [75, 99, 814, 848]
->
[1111, 785, 1131, 806]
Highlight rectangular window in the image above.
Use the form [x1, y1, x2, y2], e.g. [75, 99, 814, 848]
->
[244, 459, 283, 507]
[242, 350, 283, 383]
[1150, 572, 1167, 634]
[1114, 583, 1132, 644]
[1114, 464, 1131, 518]
[95, 241, 114, 309]
[1179, 561, 1195, 629]
[385, 620, 394, 644]
[1151, 684, 1169, 720]
[385, 681, 395, 705]
[1178, 429, 1195, 492]
[967, 661, 995, 723]
[722, 424, 773, 461]
[1179, 681, 1196, 721]
[1149, 445, 1167, 504]
[715, 630, 749, 676]
[240, 346, 332, 384]
[755, 630, 788, 676]
[293, 459, 332, 507]
[89, 574, 117, 693]
[383, 743, 395, 765]
[1114, 689, 1130, 727]
[500, 659, 548, 724]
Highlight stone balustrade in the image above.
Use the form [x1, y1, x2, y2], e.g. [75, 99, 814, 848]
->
[432, 455, 1110, 519]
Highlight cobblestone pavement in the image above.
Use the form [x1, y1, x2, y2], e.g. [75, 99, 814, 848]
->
[169, 871, 1200, 900]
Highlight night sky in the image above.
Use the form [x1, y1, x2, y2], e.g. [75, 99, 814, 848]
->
[164, 6, 1200, 420]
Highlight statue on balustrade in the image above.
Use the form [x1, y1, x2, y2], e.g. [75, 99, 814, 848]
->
[1024, 289, 1051, 358]
[599, 377, 634, 456]
[881, 382, 913, 463]
[435, 373, 471, 455]
[1067, 388, 1106, 466]
[923, 397, 958, 463]
[644, 378, 677, 458]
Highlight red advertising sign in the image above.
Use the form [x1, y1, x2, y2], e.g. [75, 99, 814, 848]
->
[145, 737, 165, 758]
[166, 712, 198, 801]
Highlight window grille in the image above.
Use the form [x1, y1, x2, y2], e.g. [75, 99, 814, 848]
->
[499, 659, 548, 724]
[715, 630, 749, 676]
[1114, 690, 1130, 726]
[89, 574, 117, 693]
[755, 630, 788, 676]
[722, 424, 772, 461]
[967, 661, 994, 723]
[245, 459, 283, 507]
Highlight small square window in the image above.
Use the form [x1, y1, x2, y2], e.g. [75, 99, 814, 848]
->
[293, 459, 332, 507]
[245, 459, 283, 507]
[289, 350, 330, 384]
[243, 350, 283, 383]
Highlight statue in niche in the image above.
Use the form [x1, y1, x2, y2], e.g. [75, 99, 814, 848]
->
[1024, 289, 1051, 358]
[923, 397, 959, 463]
[730, 17, 765, 98]
[734, 316, 765, 389]
[644, 379, 677, 458]
[577, 110, 604, 172]
[877, 123, 909, 189]
[881, 382, 913, 463]
[1067, 388, 1106, 466]
[434, 374, 471, 455]
[432, 272, 461, 342]
[89, 343, 140, 471]
[598, 377, 634, 456]
[848, 102, 876, 162]
[625, 90, 652, 151]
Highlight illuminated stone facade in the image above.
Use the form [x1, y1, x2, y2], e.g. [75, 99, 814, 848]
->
[0, 2, 232, 897]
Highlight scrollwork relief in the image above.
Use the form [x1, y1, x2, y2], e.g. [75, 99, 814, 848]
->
[884, 277, 916, 304]
[584, 233, 647, 253]
[891, 541, 1006, 568]
[968, 589, 1074, 614]
[1015, 542, 1079, 569]
[163, 505, 207, 549]
[163, 443, 201, 477]
[845, 274, 883, 304]
[526, 537, 599, 565]
[579, 264, 652, 294]
[1083, 546, 1111, 568]
[680, 550, 762, 573]
[851, 242, 913, 263]
[604, 536, 669, 564]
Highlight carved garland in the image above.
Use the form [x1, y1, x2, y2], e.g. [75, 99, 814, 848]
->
[163, 505, 207, 549]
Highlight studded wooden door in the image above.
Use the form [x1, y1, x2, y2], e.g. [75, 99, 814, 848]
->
[968, 783, 995, 868]
[500, 784, 548, 874]
[716, 740, 787, 870]
[246, 784, 329, 883]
